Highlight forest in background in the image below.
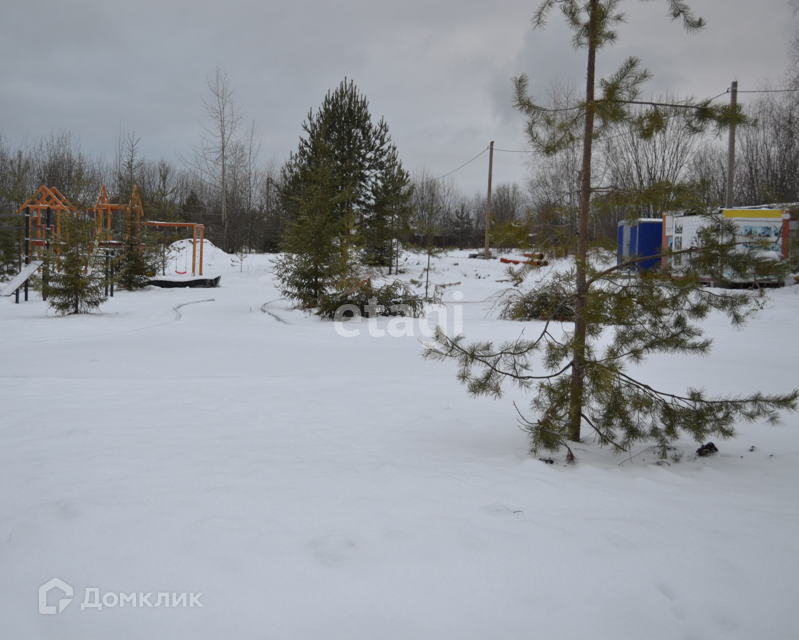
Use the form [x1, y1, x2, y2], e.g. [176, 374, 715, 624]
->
[2, 78, 799, 279]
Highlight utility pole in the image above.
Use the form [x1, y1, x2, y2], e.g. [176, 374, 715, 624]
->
[266, 176, 271, 217]
[484, 141, 494, 259]
[23, 208, 29, 302]
[265, 175, 271, 252]
[726, 80, 738, 209]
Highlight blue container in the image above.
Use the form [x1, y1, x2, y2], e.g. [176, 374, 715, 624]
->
[617, 218, 663, 271]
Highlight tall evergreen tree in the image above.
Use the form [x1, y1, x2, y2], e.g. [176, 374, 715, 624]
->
[280, 79, 412, 269]
[273, 136, 357, 307]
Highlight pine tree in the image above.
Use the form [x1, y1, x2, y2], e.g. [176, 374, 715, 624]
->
[273, 136, 357, 307]
[361, 150, 414, 270]
[424, 1, 798, 460]
[40, 215, 107, 315]
[115, 221, 157, 290]
[280, 79, 412, 270]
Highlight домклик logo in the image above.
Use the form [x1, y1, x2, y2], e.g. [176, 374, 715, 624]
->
[39, 578, 73, 615]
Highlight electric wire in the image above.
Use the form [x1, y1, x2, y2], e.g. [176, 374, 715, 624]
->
[712, 87, 799, 98]
[737, 88, 799, 94]
[422, 147, 489, 183]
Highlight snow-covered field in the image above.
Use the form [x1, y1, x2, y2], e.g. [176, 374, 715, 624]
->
[1, 244, 798, 639]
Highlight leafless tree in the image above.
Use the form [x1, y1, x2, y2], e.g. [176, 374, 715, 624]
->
[231, 119, 263, 251]
[789, 0, 799, 88]
[139, 159, 180, 220]
[27, 132, 105, 208]
[601, 98, 698, 199]
[182, 67, 243, 252]
[115, 130, 144, 203]
[526, 144, 582, 253]
[255, 159, 283, 252]
[491, 182, 526, 224]
[410, 167, 461, 246]
[688, 141, 726, 207]
[735, 92, 799, 205]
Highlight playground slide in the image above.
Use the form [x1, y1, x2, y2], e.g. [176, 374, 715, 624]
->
[0, 261, 43, 297]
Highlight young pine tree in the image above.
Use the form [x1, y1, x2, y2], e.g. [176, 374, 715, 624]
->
[115, 221, 158, 290]
[426, 213, 797, 459]
[424, 1, 798, 460]
[40, 215, 107, 315]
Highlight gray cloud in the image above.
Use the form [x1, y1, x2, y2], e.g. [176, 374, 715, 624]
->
[1, 0, 795, 195]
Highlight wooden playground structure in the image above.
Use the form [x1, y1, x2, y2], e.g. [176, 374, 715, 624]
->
[1, 184, 207, 302]
[92, 185, 206, 275]
[19, 183, 205, 274]
[16, 185, 77, 251]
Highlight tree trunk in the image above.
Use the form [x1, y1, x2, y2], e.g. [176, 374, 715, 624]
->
[425, 246, 431, 301]
[567, 0, 599, 443]
[221, 133, 228, 253]
[389, 210, 395, 275]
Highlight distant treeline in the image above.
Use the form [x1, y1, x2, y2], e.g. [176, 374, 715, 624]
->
[2, 89, 799, 274]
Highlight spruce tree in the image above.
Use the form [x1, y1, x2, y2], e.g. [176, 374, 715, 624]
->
[40, 215, 107, 315]
[424, 1, 798, 460]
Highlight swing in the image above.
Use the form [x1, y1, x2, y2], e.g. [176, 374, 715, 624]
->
[175, 236, 188, 274]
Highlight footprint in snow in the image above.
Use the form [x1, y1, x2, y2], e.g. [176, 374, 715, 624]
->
[482, 502, 520, 516]
[307, 535, 360, 567]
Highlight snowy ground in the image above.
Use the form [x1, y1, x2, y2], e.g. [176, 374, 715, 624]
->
[1, 244, 798, 639]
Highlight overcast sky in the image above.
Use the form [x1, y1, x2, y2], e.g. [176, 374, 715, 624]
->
[1, 0, 796, 196]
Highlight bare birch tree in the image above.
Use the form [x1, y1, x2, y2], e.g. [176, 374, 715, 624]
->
[182, 67, 242, 252]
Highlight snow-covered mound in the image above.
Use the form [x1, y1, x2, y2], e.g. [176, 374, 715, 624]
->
[163, 239, 230, 276]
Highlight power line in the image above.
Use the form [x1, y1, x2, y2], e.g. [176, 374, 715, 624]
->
[708, 90, 730, 102]
[424, 147, 489, 183]
[737, 88, 799, 94]
[423, 85, 799, 183]
[711, 87, 799, 99]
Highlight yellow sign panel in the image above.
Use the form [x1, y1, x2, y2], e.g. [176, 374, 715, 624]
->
[722, 209, 784, 219]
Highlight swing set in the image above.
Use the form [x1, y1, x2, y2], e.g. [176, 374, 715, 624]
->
[142, 221, 206, 277]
